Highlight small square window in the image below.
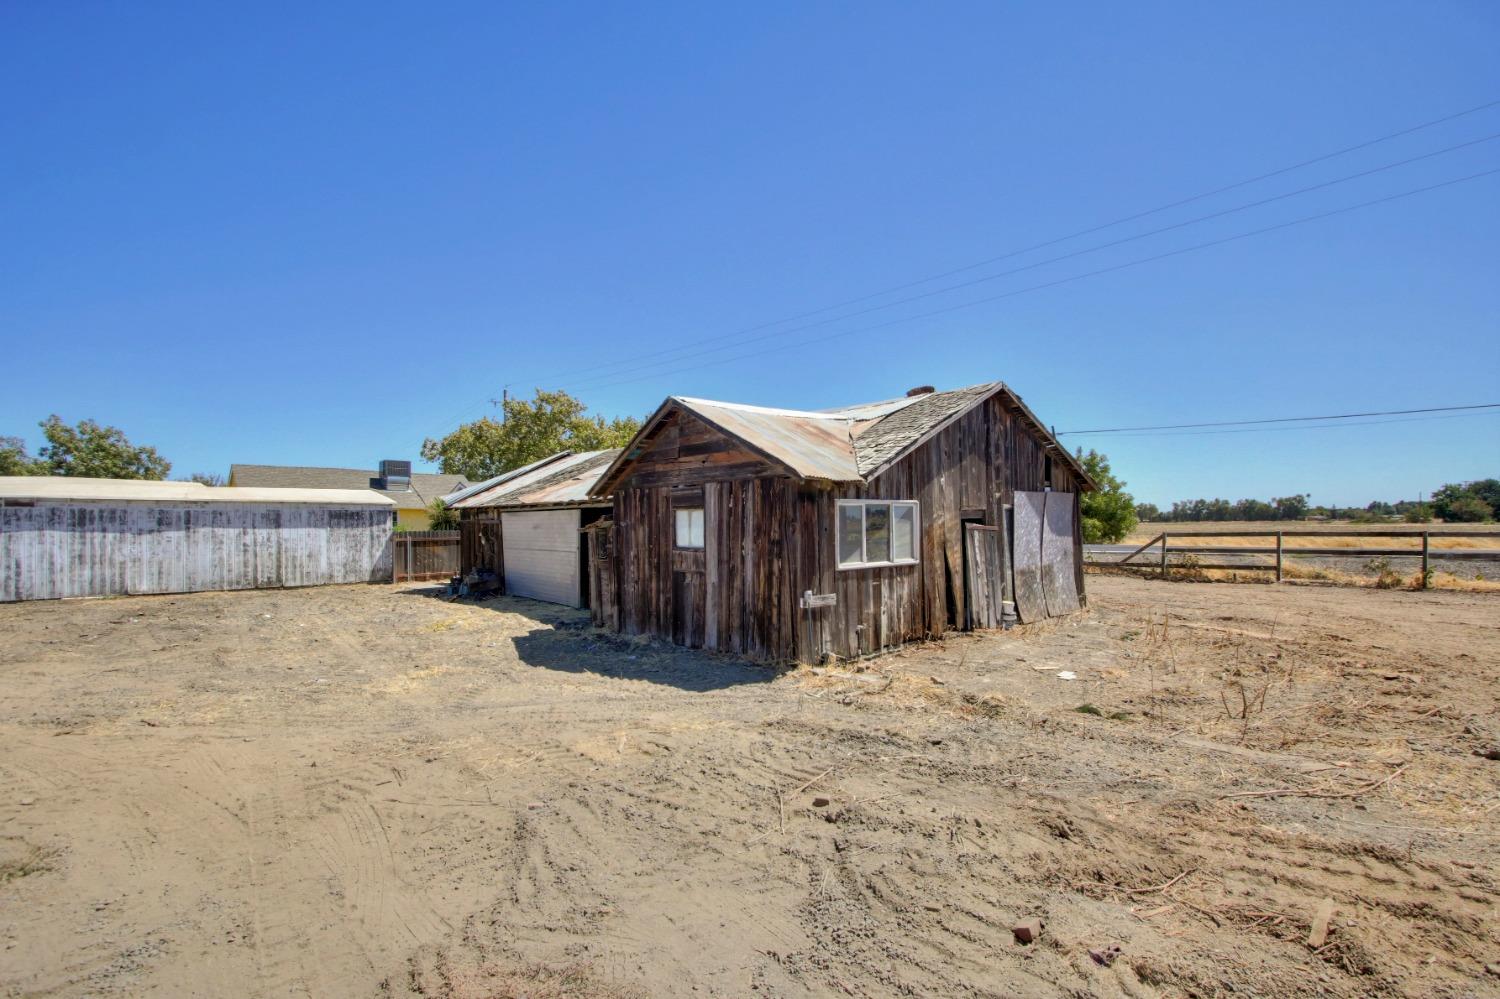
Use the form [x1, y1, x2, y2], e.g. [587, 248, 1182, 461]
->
[836, 500, 919, 569]
[675, 508, 704, 549]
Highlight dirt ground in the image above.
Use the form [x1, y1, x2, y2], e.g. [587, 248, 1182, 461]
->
[2, 577, 1498, 998]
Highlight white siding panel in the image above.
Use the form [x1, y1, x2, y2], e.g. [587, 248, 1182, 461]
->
[501, 510, 581, 607]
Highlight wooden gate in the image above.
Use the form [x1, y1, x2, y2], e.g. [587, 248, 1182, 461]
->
[393, 531, 460, 582]
[459, 516, 504, 580]
[585, 521, 619, 630]
[964, 524, 1006, 630]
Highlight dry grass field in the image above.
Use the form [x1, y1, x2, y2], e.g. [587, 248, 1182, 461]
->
[1113, 521, 1500, 592]
[2, 577, 1498, 998]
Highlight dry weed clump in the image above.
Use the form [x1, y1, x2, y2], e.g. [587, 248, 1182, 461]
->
[445, 960, 646, 999]
[1280, 564, 1500, 593]
[0, 842, 58, 884]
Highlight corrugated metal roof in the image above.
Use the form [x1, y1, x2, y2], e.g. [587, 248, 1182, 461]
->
[673, 398, 862, 481]
[452, 450, 618, 509]
[0, 476, 397, 506]
[441, 452, 574, 506]
[592, 381, 1094, 494]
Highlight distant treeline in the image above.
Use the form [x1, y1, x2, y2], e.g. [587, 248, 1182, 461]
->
[1137, 478, 1499, 524]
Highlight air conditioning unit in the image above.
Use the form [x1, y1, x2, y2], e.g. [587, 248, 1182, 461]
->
[379, 459, 412, 490]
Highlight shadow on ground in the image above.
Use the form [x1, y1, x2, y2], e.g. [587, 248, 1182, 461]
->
[397, 585, 775, 692]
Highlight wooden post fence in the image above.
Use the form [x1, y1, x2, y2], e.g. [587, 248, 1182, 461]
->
[392, 530, 461, 582]
[1087, 527, 1500, 584]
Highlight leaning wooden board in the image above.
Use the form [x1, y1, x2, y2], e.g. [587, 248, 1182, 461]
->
[1041, 492, 1082, 616]
[1012, 491, 1047, 623]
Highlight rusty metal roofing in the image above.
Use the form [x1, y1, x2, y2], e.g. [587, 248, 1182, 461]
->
[592, 381, 1094, 494]
[451, 450, 619, 509]
[673, 398, 863, 481]
[441, 451, 574, 506]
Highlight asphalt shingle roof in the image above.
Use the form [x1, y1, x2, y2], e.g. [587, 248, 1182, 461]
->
[850, 382, 1001, 476]
[227, 464, 468, 509]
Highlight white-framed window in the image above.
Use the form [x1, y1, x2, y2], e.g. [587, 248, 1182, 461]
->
[674, 508, 705, 549]
[837, 499, 919, 569]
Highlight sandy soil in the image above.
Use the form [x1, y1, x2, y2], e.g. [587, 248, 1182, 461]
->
[1, 578, 1497, 998]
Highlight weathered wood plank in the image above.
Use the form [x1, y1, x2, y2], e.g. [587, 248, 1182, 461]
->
[1, 502, 394, 602]
[1041, 491, 1082, 615]
[1012, 491, 1047, 623]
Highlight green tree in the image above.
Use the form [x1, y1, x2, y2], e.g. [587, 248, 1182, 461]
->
[1444, 495, 1493, 523]
[0, 436, 46, 476]
[421, 389, 641, 480]
[1134, 502, 1160, 522]
[187, 472, 225, 486]
[1402, 503, 1433, 523]
[1271, 494, 1310, 521]
[1467, 478, 1500, 512]
[37, 416, 170, 479]
[1074, 448, 1137, 543]
[426, 498, 460, 530]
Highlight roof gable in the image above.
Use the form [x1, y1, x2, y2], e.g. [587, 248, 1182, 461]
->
[590, 381, 1093, 493]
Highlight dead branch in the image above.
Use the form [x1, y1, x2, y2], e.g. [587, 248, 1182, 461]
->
[1221, 764, 1409, 801]
[1078, 867, 1195, 896]
[789, 766, 836, 798]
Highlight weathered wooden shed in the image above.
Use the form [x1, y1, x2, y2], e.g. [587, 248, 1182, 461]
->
[585, 382, 1094, 663]
[450, 450, 618, 608]
[0, 477, 396, 602]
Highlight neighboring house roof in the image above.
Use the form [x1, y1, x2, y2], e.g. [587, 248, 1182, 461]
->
[451, 450, 619, 510]
[228, 464, 468, 509]
[0, 476, 395, 506]
[441, 451, 576, 506]
[593, 382, 1094, 495]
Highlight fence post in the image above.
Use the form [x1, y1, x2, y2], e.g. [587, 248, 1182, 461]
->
[1275, 531, 1283, 583]
[406, 534, 414, 584]
[1159, 533, 1168, 579]
[1421, 531, 1430, 588]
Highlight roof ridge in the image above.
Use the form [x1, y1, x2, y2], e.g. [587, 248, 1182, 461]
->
[672, 396, 857, 421]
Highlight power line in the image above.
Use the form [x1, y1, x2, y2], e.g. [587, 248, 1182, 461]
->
[564, 166, 1500, 393]
[553, 132, 1500, 394]
[1064, 407, 1500, 439]
[507, 97, 1500, 391]
[1058, 402, 1500, 435]
[410, 99, 1500, 451]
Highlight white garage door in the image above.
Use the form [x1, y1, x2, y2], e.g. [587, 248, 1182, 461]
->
[501, 509, 581, 607]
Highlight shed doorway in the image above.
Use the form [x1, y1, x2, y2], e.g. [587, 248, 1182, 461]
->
[500, 509, 582, 607]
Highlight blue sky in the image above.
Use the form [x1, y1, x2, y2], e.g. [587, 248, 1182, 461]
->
[2, 2, 1496, 506]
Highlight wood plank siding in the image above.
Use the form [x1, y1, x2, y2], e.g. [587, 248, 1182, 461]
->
[0, 502, 394, 602]
[605, 392, 1082, 663]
